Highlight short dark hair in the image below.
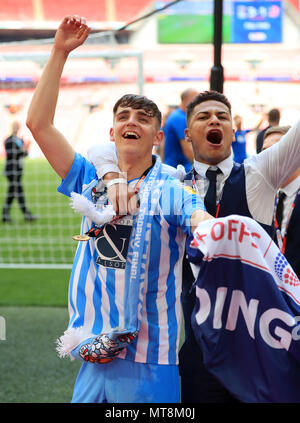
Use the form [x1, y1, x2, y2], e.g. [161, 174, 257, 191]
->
[267, 108, 280, 124]
[180, 88, 197, 102]
[186, 90, 232, 124]
[113, 94, 162, 127]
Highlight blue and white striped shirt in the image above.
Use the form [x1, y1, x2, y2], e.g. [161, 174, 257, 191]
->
[58, 153, 204, 365]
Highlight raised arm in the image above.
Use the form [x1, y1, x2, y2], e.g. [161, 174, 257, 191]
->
[255, 119, 300, 189]
[26, 16, 90, 179]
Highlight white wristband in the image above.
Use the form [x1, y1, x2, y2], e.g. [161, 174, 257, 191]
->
[105, 178, 127, 189]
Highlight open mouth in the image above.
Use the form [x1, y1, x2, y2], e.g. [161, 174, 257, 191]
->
[206, 129, 223, 145]
[123, 131, 139, 140]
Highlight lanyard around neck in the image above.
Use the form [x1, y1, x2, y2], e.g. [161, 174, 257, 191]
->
[274, 189, 299, 254]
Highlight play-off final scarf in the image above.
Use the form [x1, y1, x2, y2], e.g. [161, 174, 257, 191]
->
[188, 215, 300, 402]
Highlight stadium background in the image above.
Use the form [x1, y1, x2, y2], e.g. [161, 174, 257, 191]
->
[0, 0, 299, 403]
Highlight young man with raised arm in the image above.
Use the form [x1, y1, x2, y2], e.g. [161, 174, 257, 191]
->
[26, 15, 211, 403]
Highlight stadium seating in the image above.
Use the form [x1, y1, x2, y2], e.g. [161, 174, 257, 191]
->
[42, 0, 107, 22]
[0, 1, 297, 23]
[114, 0, 152, 22]
[0, 0, 153, 23]
[0, 0, 34, 20]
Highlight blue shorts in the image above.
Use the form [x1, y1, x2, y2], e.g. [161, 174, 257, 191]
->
[71, 358, 180, 403]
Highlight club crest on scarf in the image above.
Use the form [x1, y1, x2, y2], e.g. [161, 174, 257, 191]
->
[79, 331, 138, 364]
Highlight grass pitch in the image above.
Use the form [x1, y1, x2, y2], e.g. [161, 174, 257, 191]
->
[0, 158, 81, 265]
[0, 306, 81, 403]
[0, 157, 83, 402]
[0, 269, 81, 403]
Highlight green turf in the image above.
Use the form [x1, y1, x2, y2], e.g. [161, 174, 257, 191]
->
[0, 306, 81, 403]
[0, 158, 81, 265]
[0, 269, 70, 306]
[0, 269, 80, 403]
